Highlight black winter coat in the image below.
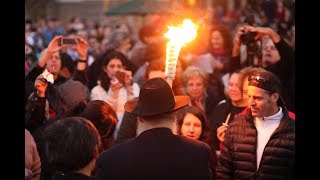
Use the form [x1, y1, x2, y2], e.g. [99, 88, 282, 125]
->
[216, 109, 295, 180]
[96, 128, 213, 180]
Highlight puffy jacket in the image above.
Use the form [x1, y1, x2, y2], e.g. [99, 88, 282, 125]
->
[216, 109, 295, 180]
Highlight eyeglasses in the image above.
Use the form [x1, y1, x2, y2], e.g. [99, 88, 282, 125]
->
[248, 75, 266, 83]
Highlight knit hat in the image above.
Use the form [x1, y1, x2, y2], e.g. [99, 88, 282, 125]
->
[58, 79, 89, 114]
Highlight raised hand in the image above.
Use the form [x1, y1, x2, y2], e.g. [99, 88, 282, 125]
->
[46, 35, 67, 55]
[217, 125, 228, 142]
[110, 77, 123, 92]
[244, 25, 281, 43]
[75, 36, 89, 60]
[34, 74, 48, 97]
[232, 25, 246, 57]
[123, 70, 133, 88]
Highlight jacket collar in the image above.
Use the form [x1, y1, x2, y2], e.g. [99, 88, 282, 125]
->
[246, 108, 294, 134]
[136, 128, 174, 140]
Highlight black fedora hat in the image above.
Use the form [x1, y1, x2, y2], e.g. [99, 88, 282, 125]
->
[124, 78, 190, 116]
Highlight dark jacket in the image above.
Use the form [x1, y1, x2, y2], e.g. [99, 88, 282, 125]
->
[116, 85, 225, 145]
[49, 172, 94, 180]
[208, 98, 246, 150]
[25, 63, 87, 155]
[205, 85, 226, 120]
[95, 128, 213, 180]
[116, 111, 137, 144]
[216, 109, 295, 180]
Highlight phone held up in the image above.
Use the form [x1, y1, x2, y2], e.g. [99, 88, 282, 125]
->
[58, 37, 78, 46]
[115, 71, 127, 85]
[116, 71, 133, 86]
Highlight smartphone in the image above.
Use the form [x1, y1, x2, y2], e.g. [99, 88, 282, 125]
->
[115, 71, 126, 85]
[59, 37, 78, 46]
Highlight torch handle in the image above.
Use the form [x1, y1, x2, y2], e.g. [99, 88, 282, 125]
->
[166, 77, 173, 87]
[165, 44, 181, 87]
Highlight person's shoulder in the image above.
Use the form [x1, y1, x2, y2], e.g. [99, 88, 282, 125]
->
[132, 82, 140, 89]
[216, 99, 227, 106]
[91, 83, 103, 92]
[212, 99, 228, 110]
[25, 129, 31, 137]
[99, 139, 133, 157]
[288, 111, 296, 120]
[96, 141, 130, 167]
[175, 135, 211, 152]
[197, 52, 213, 59]
[228, 114, 249, 128]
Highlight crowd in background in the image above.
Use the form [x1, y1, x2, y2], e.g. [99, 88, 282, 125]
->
[25, 0, 295, 179]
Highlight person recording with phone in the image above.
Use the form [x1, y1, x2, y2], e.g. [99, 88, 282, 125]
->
[26, 35, 89, 86]
[90, 50, 140, 140]
[25, 35, 89, 138]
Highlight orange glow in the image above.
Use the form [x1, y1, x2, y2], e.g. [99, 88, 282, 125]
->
[164, 19, 197, 46]
[164, 19, 197, 86]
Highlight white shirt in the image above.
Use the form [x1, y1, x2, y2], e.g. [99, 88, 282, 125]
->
[91, 81, 140, 139]
[254, 107, 283, 169]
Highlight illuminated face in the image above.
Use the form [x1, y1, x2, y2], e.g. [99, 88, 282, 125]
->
[228, 73, 243, 102]
[46, 51, 61, 75]
[180, 113, 202, 140]
[247, 85, 276, 118]
[186, 76, 205, 100]
[211, 30, 224, 50]
[262, 39, 280, 68]
[103, 58, 123, 78]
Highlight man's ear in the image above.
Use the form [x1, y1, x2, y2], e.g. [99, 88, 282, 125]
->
[271, 92, 280, 103]
[138, 116, 144, 123]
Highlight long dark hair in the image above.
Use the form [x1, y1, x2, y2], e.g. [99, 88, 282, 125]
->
[99, 50, 129, 92]
[87, 49, 136, 90]
[176, 106, 217, 176]
[80, 100, 118, 152]
[209, 23, 233, 55]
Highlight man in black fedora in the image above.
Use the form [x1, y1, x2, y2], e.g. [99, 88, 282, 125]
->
[95, 78, 213, 180]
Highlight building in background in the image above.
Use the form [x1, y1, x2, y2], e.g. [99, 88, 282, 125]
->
[25, 0, 213, 40]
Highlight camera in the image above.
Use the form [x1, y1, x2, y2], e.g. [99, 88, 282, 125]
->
[240, 31, 257, 46]
[240, 14, 257, 46]
[239, 14, 262, 66]
[58, 37, 78, 46]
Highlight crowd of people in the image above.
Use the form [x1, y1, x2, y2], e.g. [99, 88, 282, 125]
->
[25, 0, 295, 179]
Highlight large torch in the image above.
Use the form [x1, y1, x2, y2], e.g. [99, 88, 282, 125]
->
[164, 19, 197, 87]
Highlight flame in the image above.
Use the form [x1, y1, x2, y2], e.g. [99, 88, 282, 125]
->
[164, 19, 197, 46]
[164, 19, 197, 87]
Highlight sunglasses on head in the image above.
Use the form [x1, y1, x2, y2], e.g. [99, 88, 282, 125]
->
[248, 75, 266, 83]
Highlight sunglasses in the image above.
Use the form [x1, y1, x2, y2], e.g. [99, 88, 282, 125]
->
[248, 75, 266, 83]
